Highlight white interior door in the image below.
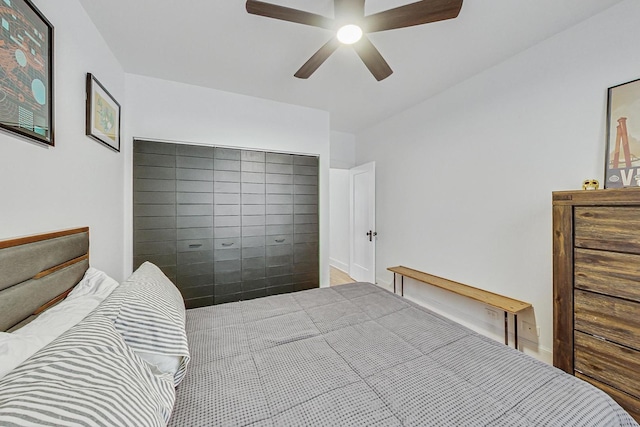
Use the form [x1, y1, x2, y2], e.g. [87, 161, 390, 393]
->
[349, 162, 376, 283]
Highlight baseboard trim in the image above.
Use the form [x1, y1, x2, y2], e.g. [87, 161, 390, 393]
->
[329, 258, 349, 273]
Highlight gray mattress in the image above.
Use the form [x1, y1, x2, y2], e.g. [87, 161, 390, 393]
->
[169, 283, 637, 427]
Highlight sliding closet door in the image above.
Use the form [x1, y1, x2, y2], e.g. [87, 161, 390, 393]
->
[213, 148, 242, 304]
[241, 150, 267, 300]
[265, 153, 294, 295]
[175, 144, 214, 308]
[293, 155, 319, 290]
[133, 140, 177, 283]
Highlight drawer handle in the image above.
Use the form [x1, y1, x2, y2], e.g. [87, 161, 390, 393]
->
[275, 239, 285, 243]
[189, 244, 203, 248]
[221, 242, 234, 247]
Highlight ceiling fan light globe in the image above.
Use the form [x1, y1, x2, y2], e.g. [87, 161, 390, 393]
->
[337, 24, 363, 44]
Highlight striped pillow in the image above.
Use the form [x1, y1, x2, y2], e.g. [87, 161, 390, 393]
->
[0, 313, 176, 426]
[108, 262, 190, 386]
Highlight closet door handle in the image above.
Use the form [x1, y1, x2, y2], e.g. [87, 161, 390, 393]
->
[221, 242, 234, 247]
[275, 239, 285, 243]
[189, 244, 203, 248]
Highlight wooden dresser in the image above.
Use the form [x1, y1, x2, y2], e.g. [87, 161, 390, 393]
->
[553, 189, 640, 422]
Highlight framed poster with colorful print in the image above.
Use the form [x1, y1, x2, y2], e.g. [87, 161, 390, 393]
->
[86, 73, 120, 152]
[0, 0, 54, 146]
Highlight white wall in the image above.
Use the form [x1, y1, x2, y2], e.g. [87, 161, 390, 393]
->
[0, 0, 126, 280]
[330, 131, 356, 169]
[356, 0, 640, 363]
[124, 74, 331, 286]
[329, 169, 350, 272]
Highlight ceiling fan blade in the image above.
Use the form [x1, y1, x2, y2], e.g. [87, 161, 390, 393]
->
[364, 0, 463, 33]
[294, 38, 341, 79]
[334, 0, 365, 20]
[352, 36, 393, 81]
[246, 0, 334, 30]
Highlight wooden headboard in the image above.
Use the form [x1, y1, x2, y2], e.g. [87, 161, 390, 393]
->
[0, 227, 89, 332]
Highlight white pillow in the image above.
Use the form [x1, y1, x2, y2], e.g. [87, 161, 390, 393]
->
[0, 267, 119, 379]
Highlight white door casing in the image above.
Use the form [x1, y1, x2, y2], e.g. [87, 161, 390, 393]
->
[349, 162, 375, 283]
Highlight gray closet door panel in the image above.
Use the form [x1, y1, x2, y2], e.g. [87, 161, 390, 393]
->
[293, 262, 319, 275]
[135, 229, 177, 243]
[178, 216, 212, 229]
[266, 204, 293, 215]
[268, 275, 293, 287]
[266, 184, 293, 194]
[214, 205, 241, 216]
[134, 216, 176, 230]
[243, 289, 267, 300]
[242, 194, 266, 205]
[215, 282, 241, 295]
[242, 183, 265, 194]
[214, 238, 241, 250]
[266, 173, 293, 184]
[242, 226, 265, 237]
[134, 179, 176, 192]
[176, 156, 214, 170]
[134, 141, 176, 155]
[177, 239, 213, 252]
[176, 168, 214, 181]
[266, 235, 292, 246]
[214, 148, 241, 160]
[215, 216, 241, 227]
[242, 246, 265, 259]
[293, 174, 318, 185]
[293, 204, 318, 214]
[181, 285, 215, 300]
[135, 166, 176, 180]
[215, 259, 241, 272]
[134, 153, 175, 168]
[242, 279, 267, 292]
[266, 163, 293, 174]
[178, 251, 214, 265]
[242, 236, 265, 247]
[267, 245, 292, 257]
[213, 227, 241, 239]
[135, 191, 176, 205]
[216, 294, 242, 304]
[267, 265, 292, 277]
[177, 262, 214, 277]
[214, 182, 241, 193]
[176, 144, 214, 158]
[266, 194, 293, 205]
[214, 159, 241, 171]
[178, 228, 214, 240]
[214, 171, 241, 182]
[135, 241, 177, 256]
[241, 151, 265, 162]
[267, 285, 294, 296]
[178, 274, 214, 288]
[242, 269, 265, 281]
[266, 215, 293, 225]
[214, 193, 241, 205]
[242, 215, 265, 226]
[177, 180, 213, 193]
[266, 225, 293, 235]
[293, 165, 318, 176]
[293, 194, 318, 205]
[293, 155, 318, 166]
[266, 153, 293, 164]
[177, 204, 214, 217]
[294, 223, 318, 234]
[243, 205, 266, 216]
[294, 214, 318, 225]
[240, 162, 265, 173]
[242, 172, 266, 183]
[186, 297, 215, 308]
[267, 255, 292, 267]
[294, 233, 319, 243]
[294, 185, 318, 195]
[134, 204, 175, 217]
[177, 192, 214, 205]
[214, 248, 241, 262]
[215, 271, 241, 284]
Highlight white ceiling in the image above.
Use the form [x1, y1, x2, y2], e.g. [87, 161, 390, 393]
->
[78, 0, 624, 133]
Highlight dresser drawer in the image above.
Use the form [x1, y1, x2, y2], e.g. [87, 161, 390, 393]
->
[574, 207, 640, 254]
[576, 373, 640, 423]
[575, 289, 640, 351]
[575, 248, 640, 302]
[575, 331, 640, 399]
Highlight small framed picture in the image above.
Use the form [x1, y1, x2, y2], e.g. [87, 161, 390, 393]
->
[604, 78, 640, 188]
[0, 0, 54, 146]
[86, 73, 121, 152]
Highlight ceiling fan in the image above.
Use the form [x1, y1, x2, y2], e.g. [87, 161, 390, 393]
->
[246, 0, 463, 81]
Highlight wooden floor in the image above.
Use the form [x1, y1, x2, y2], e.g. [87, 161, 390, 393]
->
[330, 266, 355, 286]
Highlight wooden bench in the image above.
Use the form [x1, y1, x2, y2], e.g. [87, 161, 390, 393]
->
[388, 266, 532, 349]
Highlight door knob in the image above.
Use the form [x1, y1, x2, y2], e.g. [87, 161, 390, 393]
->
[366, 230, 377, 242]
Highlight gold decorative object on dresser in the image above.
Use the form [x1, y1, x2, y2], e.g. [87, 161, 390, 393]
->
[553, 188, 640, 422]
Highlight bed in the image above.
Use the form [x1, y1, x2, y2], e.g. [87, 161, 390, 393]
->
[0, 228, 637, 426]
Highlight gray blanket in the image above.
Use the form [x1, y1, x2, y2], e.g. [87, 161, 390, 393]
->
[169, 283, 637, 426]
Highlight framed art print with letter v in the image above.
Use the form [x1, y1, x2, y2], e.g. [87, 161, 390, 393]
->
[605, 78, 640, 188]
[86, 73, 121, 152]
[0, 0, 54, 146]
